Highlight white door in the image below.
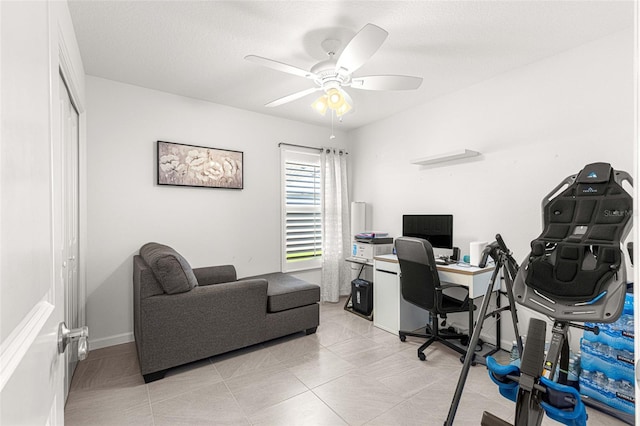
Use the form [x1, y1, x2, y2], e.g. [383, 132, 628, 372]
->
[60, 74, 82, 399]
[0, 2, 84, 424]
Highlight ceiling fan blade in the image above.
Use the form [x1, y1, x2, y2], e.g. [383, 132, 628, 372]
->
[335, 23, 388, 74]
[245, 55, 316, 80]
[351, 75, 423, 91]
[265, 87, 321, 107]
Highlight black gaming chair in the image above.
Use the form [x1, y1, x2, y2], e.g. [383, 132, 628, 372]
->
[396, 237, 475, 361]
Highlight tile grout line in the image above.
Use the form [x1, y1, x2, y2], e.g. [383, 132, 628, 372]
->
[220, 375, 252, 425]
[308, 386, 351, 426]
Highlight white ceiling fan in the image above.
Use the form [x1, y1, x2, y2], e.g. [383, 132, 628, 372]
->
[245, 23, 423, 117]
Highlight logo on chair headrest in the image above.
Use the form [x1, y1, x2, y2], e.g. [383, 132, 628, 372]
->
[587, 171, 598, 178]
[582, 186, 598, 193]
[604, 209, 631, 217]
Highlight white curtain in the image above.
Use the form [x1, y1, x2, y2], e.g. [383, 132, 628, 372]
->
[320, 148, 351, 303]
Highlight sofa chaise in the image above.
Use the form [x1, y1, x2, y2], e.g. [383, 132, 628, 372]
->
[133, 242, 320, 382]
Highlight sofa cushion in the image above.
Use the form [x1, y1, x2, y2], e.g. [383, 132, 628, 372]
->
[243, 272, 320, 313]
[139, 243, 197, 294]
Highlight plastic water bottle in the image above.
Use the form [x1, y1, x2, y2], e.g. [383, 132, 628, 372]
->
[624, 315, 634, 334]
[567, 357, 580, 390]
[510, 340, 519, 362]
[568, 359, 578, 381]
[606, 378, 619, 399]
[581, 338, 595, 353]
[594, 371, 607, 390]
[619, 379, 634, 396]
[580, 368, 593, 387]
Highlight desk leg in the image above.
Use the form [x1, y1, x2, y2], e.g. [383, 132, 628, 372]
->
[343, 292, 352, 310]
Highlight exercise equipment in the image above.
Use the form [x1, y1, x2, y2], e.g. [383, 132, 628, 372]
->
[482, 162, 633, 426]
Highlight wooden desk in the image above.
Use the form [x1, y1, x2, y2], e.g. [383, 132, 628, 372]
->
[372, 254, 496, 335]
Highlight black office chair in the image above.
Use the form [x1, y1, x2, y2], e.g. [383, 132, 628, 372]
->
[396, 237, 475, 361]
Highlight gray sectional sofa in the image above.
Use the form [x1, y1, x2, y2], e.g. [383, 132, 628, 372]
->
[133, 242, 320, 382]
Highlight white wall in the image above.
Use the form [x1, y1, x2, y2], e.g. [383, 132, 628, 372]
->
[85, 77, 347, 348]
[349, 29, 634, 349]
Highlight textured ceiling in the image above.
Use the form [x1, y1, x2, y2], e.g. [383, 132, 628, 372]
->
[68, 1, 633, 131]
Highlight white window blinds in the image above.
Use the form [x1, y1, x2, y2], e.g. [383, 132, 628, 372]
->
[281, 150, 322, 271]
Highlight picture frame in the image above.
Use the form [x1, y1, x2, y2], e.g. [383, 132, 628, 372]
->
[157, 140, 243, 189]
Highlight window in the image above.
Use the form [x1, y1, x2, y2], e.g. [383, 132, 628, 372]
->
[281, 149, 322, 272]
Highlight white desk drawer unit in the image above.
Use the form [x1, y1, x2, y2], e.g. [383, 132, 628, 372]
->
[373, 256, 430, 335]
[372, 254, 495, 335]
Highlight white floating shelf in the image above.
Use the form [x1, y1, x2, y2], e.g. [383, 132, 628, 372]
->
[411, 149, 480, 166]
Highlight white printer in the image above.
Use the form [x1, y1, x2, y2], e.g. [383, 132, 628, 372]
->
[351, 240, 393, 261]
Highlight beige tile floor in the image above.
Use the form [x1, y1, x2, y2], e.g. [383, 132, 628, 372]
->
[65, 299, 628, 425]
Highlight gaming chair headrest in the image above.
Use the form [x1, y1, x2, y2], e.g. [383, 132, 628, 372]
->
[513, 162, 633, 323]
[537, 162, 632, 246]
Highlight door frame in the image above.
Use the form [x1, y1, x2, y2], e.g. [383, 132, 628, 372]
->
[57, 5, 87, 337]
[56, 5, 88, 401]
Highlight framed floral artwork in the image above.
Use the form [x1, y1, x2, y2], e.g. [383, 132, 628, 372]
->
[157, 141, 243, 189]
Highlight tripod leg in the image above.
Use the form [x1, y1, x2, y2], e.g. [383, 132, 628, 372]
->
[444, 266, 501, 426]
[503, 255, 524, 356]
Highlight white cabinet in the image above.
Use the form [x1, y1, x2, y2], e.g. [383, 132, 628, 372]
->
[373, 256, 430, 334]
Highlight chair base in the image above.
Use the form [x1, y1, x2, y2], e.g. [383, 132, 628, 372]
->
[398, 331, 469, 361]
[399, 326, 469, 361]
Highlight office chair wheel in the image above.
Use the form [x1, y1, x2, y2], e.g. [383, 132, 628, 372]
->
[418, 352, 426, 361]
[399, 333, 406, 342]
[460, 336, 469, 346]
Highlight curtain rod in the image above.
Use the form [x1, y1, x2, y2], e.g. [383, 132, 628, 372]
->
[278, 142, 348, 154]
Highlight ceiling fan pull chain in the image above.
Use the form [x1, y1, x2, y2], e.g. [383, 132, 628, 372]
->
[330, 110, 336, 139]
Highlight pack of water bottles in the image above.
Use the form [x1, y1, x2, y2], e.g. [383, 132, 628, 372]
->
[579, 370, 635, 415]
[583, 293, 634, 352]
[579, 292, 634, 415]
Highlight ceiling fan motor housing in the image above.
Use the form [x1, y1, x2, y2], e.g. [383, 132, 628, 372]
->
[310, 59, 351, 91]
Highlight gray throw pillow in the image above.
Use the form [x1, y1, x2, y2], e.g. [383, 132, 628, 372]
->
[139, 243, 197, 294]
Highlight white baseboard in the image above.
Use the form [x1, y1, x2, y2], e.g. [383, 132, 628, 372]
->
[89, 332, 134, 350]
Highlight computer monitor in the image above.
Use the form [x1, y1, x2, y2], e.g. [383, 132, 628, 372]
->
[402, 214, 453, 249]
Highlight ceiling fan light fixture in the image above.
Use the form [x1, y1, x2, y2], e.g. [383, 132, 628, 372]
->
[314, 88, 352, 118]
[311, 95, 329, 115]
[335, 102, 352, 117]
[326, 88, 345, 109]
